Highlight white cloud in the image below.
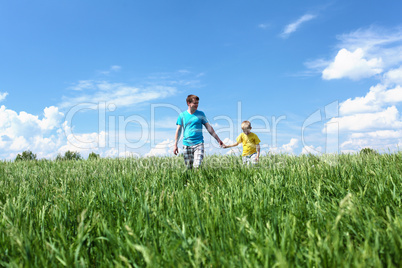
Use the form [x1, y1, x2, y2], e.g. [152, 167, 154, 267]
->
[384, 66, 402, 85]
[61, 81, 177, 109]
[0, 105, 66, 159]
[350, 130, 402, 139]
[341, 130, 402, 153]
[336, 26, 402, 65]
[339, 83, 402, 115]
[327, 106, 402, 133]
[258, 23, 270, 29]
[0, 92, 8, 102]
[0, 105, 64, 138]
[145, 139, 175, 157]
[146, 70, 203, 88]
[339, 85, 383, 115]
[269, 138, 299, 154]
[306, 26, 402, 153]
[70, 80, 95, 91]
[63, 129, 107, 151]
[10, 136, 29, 151]
[380, 85, 402, 103]
[110, 65, 121, 72]
[57, 131, 109, 159]
[99, 65, 122, 75]
[308, 26, 402, 80]
[282, 138, 299, 152]
[281, 14, 316, 38]
[301, 145, 323, 155]
[304, 58, 331, 71]
[322, 48, 383, 80]
[40, 106, 65, 130]
[0, 69, 203, 159]
[103, 148, 119, 158]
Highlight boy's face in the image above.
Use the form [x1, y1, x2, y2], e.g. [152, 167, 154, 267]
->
[242, 127, 251, 134]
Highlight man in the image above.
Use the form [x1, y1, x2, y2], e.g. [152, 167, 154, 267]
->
[173, 95, 223, 169]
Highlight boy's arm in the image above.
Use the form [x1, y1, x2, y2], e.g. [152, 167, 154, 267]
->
[223, 142, 240, 149]
[256, 144, 260, 161]
[204, 122, 223, 146]
[173, 125, 182, 155]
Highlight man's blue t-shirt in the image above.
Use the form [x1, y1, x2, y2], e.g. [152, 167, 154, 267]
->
[176, 110, 208, 146]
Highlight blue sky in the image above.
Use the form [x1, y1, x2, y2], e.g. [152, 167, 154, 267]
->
[1, 0, 402, 159]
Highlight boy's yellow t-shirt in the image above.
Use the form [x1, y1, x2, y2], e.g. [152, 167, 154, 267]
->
[236, 132, 261, 156]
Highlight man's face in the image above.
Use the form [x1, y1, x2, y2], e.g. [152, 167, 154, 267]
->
[188, 100, 199, 110]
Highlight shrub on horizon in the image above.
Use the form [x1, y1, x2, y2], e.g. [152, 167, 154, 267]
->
[88, 152, 100, 160]
[15, 150, 37, 161]
[56, 150, 82, 161]
[360, 147, 379, 155]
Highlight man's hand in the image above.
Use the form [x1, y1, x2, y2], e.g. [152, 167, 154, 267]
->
[218, 139, 224, 147]
[174, 125, 182, 155]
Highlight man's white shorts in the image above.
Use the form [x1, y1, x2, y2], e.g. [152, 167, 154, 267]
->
[183, 143, 204, 169]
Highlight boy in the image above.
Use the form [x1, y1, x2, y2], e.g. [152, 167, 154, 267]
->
[173, 95, 224, 169]
[223, 121, 261, 165]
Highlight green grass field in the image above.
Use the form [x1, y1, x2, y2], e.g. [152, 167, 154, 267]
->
[0, 153, 401, 267]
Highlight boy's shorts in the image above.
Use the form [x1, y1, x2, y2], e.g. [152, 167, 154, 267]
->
[183, 143, 204, 168]
[242, 153, 258, 165]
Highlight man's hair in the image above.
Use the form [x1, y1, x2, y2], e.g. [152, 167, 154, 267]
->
[241, 121, 251, 130]
[186, 94, 199, 104]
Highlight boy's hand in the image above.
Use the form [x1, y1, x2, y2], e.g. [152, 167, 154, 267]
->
[222, 144, 227, 149]
[256, 155, 259, 162]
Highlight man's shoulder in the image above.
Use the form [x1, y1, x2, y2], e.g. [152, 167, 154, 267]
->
[178, 111, 190, 120]
[195, 110, 208, 123]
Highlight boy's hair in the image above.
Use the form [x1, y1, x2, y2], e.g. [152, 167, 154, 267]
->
[186, 94, 199, 104]
[241, 121, 251, 130]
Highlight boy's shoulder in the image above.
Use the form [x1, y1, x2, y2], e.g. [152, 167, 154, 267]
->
[237, 132, 246, 138]
[249, 132, 261, 141]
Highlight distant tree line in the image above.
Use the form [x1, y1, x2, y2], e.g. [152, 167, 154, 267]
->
[15, 150, 100, 161]
[14, 148, 379, 162]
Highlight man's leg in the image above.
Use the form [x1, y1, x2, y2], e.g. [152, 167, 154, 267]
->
[183, 145, 194, 169]
[193, 143, 204, 169]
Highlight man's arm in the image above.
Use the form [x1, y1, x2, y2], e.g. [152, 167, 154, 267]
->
[173, 125, 182, 155]
[204, 122, 223, 146]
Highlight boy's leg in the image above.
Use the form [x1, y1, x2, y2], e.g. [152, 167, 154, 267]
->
[250, 153, 258, 165]
[242, 153, 257, 166]
[193, 143, 204, 169]
[242, 155, 248, 165]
